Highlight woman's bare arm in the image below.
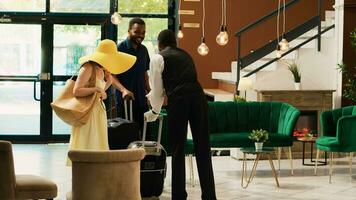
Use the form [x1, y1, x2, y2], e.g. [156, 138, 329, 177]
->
[73, 63, 102, 97]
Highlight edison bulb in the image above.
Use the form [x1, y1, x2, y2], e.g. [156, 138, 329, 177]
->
[279, 38, 289, 51]
[177, 30, 184, 39]
[216, 31, 229, 46]
[198, 42, 209, 56]
[111, 12, 122, 25]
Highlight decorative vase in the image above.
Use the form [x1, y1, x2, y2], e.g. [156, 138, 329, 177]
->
[294, 82, 301, 90]
[255, 142, 263, 150]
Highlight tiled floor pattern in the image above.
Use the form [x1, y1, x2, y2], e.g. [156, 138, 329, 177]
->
[11, 144, 356, 200]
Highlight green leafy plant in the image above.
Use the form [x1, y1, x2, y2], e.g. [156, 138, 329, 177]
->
[338, 29, 356, 102]
[286, 62, 301, 83]
[249, 129, 269, 143]
[338, 63, 356, 102]
[234, 95, 246, 102]
[350, 29, 356, 49]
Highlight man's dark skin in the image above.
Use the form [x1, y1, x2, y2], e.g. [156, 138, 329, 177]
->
[112, 23, 150, 98]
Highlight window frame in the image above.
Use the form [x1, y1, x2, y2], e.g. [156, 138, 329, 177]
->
[0, 0, 175, 143]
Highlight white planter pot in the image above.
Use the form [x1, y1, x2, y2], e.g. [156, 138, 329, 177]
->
[255, 142, 263, 150]
[294, 82, 301, 90]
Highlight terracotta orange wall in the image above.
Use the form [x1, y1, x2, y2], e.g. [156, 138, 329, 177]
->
[178, 0, 334, 88]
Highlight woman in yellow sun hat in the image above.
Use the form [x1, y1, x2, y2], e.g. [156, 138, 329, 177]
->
[67, 39, 136, 166]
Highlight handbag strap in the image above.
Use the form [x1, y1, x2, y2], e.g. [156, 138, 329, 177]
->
[70, 62, 97, 87]
[87, 62, 97, 87]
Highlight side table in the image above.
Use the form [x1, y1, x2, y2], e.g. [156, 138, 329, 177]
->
[240, 147, 279, 189]
[296, 137, 327, 166]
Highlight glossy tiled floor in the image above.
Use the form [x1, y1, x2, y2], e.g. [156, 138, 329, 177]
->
[12, 144, 356, 200]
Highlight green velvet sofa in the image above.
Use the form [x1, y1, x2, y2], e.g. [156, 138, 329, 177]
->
[150, 101, 300, 153]
[205, 101, 300, 149]
[148, 101, 300, 181]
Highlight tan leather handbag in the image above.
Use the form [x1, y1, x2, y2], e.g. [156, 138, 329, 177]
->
[51, 65, 97, 127]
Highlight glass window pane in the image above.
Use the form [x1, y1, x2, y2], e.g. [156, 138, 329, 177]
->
[0, 24, 41, 76]
[117, 18, 168, 56]
[53, 25, 101, 76]
[0, 0, 45, 12]
[118, 0, 168, 14]
[52, 81, 71, 135]
[0, 82, 40, 135]
[50, 0, 110, 13]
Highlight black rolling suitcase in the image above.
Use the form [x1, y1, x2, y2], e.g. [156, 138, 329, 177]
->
[108, 99, 140, 149]
[128, 115, 167, 198]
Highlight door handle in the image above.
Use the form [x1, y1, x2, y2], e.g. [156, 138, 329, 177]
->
[33, 79, 40, 101]
[33, 73, 50, 101]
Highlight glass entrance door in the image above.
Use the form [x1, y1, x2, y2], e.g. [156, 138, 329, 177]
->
[52, 24, 101, 136]
[0, 24, 42, 136]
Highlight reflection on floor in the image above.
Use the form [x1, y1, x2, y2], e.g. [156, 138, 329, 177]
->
[12, 144, 356, 200]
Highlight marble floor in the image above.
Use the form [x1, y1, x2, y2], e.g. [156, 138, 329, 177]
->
[11, 144, 356, 200]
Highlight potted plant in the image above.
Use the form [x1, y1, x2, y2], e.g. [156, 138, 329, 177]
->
[338, 29, 356, 103]
[286, 62, 301, 90]
[249, 129, 269, 150]
[234, 95, 246, 102]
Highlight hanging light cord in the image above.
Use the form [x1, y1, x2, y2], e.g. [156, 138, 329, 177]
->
[220, 0, 224, 27]
[277, 0, 281, 45]
[283, 0, 286, 37]
[202, 0, 206, 38]
[223, 0, 227, 27]
[178, 0, 181, 25]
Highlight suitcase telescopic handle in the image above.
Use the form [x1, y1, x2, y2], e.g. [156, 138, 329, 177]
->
[142, 114, 163, 146]
[124, 99, 133, 121]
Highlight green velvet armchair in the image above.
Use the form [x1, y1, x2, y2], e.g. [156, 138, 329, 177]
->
[314, 105, 356, 182]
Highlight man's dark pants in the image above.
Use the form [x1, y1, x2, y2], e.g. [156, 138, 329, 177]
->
[167, 91, 217, 200]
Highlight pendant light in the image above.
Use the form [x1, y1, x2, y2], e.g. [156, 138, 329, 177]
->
[278, 0, 289, 53]
[216, 0, 228, 46]
[198, 37, 209, 56]
[111, 12, 122, 25]
[198, 0, 209, 56]
[177, 0, 184, 39]
[177, 24, 184, 39]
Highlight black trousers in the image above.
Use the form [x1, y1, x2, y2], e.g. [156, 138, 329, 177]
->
[167, 92, 217, 200]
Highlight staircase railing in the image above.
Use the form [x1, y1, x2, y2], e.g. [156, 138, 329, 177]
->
[243, 24, 335, 77]
[234, 0, 324, 93]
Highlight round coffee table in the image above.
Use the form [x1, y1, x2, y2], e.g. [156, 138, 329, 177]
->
[240, 147, 279, 189]
[296, 137, 327, 166]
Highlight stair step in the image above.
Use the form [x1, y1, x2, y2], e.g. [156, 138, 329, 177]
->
[290, 38, 316, 48]
[325, 10, 335, 20]
[212, 72, 233, 82]
[204, 88, 234, 101]
[264, 50, 298, 59]
[212, 70, 256, 83]
[231, 60, 277, 74]
[300, 26, 334, 38]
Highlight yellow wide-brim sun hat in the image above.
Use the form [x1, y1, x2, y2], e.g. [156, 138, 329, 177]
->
[79, 39, 136, 74]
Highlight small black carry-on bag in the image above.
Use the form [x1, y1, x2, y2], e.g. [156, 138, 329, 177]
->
[107, 99, 140, 150]
[128, 115, 167, 198]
